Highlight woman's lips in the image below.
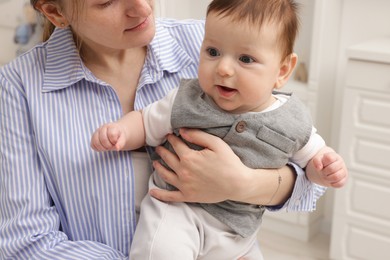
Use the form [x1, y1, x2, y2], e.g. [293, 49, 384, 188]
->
[126, 17, 149, 32]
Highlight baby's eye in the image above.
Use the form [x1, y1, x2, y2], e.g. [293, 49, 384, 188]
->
[239, 55, 255, 64]
[206, 47, 220, 57]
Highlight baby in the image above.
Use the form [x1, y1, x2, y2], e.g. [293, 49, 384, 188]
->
[91, 0, 347, 259]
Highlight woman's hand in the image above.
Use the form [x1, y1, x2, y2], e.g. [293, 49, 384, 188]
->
[149, 128, 251, 203]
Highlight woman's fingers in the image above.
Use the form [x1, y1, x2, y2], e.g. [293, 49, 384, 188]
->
[177, 128, 223, 151]
[152, 160, 179, 188]
[149, 189, 185, 202]
[150, 160, 195, 202]
[152, 129, 244, 204]
[155, 139, 181, 174]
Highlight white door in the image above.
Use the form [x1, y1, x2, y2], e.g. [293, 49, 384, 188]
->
[330, 39, 390, 260]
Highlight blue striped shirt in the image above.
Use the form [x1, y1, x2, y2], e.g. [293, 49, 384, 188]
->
[0, 18, 325, 259]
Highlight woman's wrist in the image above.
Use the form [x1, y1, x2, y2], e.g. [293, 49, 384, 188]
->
[232, 165, 296, 206]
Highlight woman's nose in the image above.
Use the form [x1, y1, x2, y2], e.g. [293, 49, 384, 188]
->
[125, 0, 153, 17]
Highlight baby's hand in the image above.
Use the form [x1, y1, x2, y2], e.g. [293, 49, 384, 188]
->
[90, 123, 126, 151]
[312, 150, 348, 188]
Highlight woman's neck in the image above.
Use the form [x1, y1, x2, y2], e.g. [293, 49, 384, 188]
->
[82, 45, 148, 114]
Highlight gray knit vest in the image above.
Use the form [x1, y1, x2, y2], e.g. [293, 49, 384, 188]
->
[154, 78, 313, 237]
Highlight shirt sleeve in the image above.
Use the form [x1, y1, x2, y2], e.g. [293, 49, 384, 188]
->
[143, 88, 178, 146]
[0, 75, 126, 259]
[291, 127, 326, 168]
[267, 163, 327, 212]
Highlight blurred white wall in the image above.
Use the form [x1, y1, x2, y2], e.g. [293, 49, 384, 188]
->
[0, 0, 27, 66]
[155, 0, 211, 20]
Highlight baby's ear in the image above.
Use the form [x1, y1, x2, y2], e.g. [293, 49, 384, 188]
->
[275, 53, 298, 89]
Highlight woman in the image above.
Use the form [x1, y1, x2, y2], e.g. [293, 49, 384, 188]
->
[0, 0, 327, 258]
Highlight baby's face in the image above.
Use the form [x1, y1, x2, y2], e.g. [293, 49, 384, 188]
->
[198, 12, 286, 114]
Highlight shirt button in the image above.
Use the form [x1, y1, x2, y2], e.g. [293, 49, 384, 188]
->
[235, 121, 247, 133]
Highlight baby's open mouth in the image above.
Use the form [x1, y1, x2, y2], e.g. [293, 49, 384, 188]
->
[217, 85, 237, 97]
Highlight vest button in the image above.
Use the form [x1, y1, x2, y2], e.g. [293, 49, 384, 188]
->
[235, 121, 247, 133]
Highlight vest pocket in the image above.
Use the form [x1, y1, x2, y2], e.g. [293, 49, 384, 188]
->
[256, 125, 295, 154]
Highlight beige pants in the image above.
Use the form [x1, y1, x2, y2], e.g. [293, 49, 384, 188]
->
[130, 174, 263, 260]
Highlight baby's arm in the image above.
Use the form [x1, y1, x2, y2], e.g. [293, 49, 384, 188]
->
[91, 88, 178, 152]
[91, 111, 145, 151]
[306, 146, 348, 188]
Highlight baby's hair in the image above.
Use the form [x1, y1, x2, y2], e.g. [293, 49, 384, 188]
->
[207, 0, 300, 60]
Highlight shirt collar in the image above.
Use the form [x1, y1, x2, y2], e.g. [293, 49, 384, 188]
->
[42, 28, 98, 92]
[139, 19, 196, 88]
[150, 19, 195, 72]
[42, 20, 196, 92]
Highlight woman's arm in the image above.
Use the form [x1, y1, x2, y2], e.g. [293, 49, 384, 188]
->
[150, 128, 318, 208]
[0, 73, 126, 259]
